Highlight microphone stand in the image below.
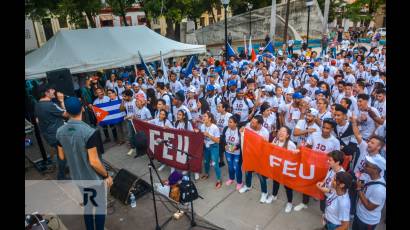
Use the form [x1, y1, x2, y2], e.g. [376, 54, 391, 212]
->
[163, 141, 220, 230]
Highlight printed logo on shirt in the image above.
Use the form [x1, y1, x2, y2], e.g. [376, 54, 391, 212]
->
[315, 143, 327, 152]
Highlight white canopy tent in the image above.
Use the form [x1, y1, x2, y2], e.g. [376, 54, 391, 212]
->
[25, 25, 206, 80]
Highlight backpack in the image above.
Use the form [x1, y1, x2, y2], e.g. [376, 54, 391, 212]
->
[231, 97, 251, 109]
[179, 180, 199, 204]
[206, 94, 221, 108]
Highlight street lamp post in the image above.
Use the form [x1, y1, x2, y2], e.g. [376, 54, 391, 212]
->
[247, 2, 253, 39]
[221, 0, 230, 62]
[306, 0, 313, 48]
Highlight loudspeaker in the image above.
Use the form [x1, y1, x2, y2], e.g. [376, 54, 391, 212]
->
[46, 68, 75, 96]
[110, 168, 151, 204]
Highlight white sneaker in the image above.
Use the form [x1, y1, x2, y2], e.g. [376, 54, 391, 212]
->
[285, 203, 293, 213]
[259, 193, 268, 203]
[158, 164, 166, 171]
[127, 149, 135, 156]
[265, 195, 277, 204]
[294, 203, 308, 211]
[194, 173, 200, 180]
[239, 185, 250, 194]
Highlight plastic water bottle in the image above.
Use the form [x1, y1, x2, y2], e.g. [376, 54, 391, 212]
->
[130, 193, 136, 208]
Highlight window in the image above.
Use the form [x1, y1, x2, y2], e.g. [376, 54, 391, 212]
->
[120, 16, 132, 26]
[25, 29, 31, 39]
[137, 16, 146, 25]
[200, 17, 205, 27]
[100, 20, 114, 27]
[58, 17, 68, 28]
[153, 18, 159, 25]
[209, 17, 214, 24]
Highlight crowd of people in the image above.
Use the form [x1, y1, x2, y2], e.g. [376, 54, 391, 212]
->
[30, 36, 386, 229]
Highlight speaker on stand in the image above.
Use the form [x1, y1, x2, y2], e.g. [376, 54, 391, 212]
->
[46, 68, 75, 97]
[110, 168, 151, 204]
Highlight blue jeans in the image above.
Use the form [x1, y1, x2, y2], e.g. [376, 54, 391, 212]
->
[326, 220, 340, 230]
[204, 144, 221, 180]
[321, 46, 328, 57]
[84, 214, 106, 230]
[225, 152, 242, 184]
[245, 171, 267, 193]
[331, 47, 337, 58]
[57, 156, 67, 180]
[126, 120, 136, 149]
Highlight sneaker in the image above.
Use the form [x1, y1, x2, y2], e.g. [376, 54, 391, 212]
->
[236, 183, 243, 190]
[215, 181, 222, 189]
[239, 185, 250, 194]
[127, 149, 135, 156]
[158, 164, 166, 171]
[225, 179, 234, 186]
[194, 173, 200, 181]
[285, 203, 293, 213]
[294, 203, 308, 211]
[265, 195, 277, 204]
[259, 193, 268, 203]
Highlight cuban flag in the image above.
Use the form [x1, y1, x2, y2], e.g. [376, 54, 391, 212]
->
[93, 100, 125, 126]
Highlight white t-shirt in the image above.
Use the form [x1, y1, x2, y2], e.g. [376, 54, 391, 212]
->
[206, 94, 222, 115]
[169, 81, 183, 94]
[353, 141, 385, 180]
[114, 86, 125, 99]
[325, 192, 351, 225]
[262, 113, 277, 133]
[303, 84, 319, 99]
[307, 132, 340, 153]
[124, 99, 137, 117]
[175, 121, 194, 131]
[172, 104, 192, 122]
[225, 127, 240, 155]
[232, 98, 254, 122]
[245, 124, 270, 141]
[149, 118, 174, 128]
[317, 111, 332, 127]
[279, 104, 300, 130]
[356, 177, 386, 225]
[260, 96, 279, 108]
[105, 80, 117, 90]
[215, 112, 232, 133]
[93, 96, 110, 105]
[323, 167, 345, 197]
[200, 123, 220, 148]
[373, 99, 386, 118]
[186, 98, 199, 120]
[355, 107, 381, 140]
[271, 138, 297, 150]
[134, 89, 147, 101]
[294, 120, 321, 145]
[135, 106, 152, 120]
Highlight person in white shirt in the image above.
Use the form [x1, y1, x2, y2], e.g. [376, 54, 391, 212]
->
[303, 74, 320, 99]
[221, 114, 243, 190]
[353, 155, 386, 230]
[320, 67, 335, 88]
[195, 111, 222, 189]
[172, 90, 192, 123]
[186, 86, 200, 123]
[372, 88, 386, 121]
[231, 88, 255, 125]
[355, 94, 383, 141]
[134, 95, 152, 121]
[132, 83, 147, 101]
[155, 69, 168, 85]
[267, 126, 299, 212]
[150, 109, 174, 128]
[294, 119, 341, 211]
[205, 84, 221, 115]
[239, 115, 271, 203]
[315, 98, 332, 127]
[120, 89, 138, 156]
[105, 74, 117, 91]
[323, 171, 352, 230]
[259, 102, 277, 140]
[316, 150, 346, 215]
[293, 108, 321, 146]
[279, 91, 303, 132]
[169, 71, 183, 94]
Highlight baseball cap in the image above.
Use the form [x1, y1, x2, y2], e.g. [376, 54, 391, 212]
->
[311, 74, 319, 81]
[292, 92, 303, 99]
[370, 66, 379, 71]
[365, 155, 386, 172]
[132, 82, 139, 87]
[315, 89, 327, 96]
[264, 85, 274, 92]
[228, 80, 237, 87]
[307, 108, 319, 116]
[330, 60, 336, 65]
[206, 85, 215, 91]
[232, 69, 238, 75]
[188, 86, 196, 93]
[64, 97, 82, 115]
[227, 65, 233, 71]
[324, 67, 330, 72]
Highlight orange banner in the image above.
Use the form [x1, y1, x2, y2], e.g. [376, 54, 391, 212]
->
[242, 129, 330, 200]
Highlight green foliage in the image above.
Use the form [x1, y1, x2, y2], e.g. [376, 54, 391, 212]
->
[345, 0, 385, 25]
[107, 0, 136, 16]
[229, 0, 271, 15]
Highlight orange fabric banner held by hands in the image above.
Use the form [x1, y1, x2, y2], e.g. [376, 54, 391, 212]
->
[242, 129, 330, 200]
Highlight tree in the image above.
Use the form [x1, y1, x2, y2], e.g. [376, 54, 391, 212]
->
[229, 0, 271, 15]
[107, 0, 136, 26]
[25, 0, 102, 28]
[345, 0, 385, 28]
[317, 0, 343, 24]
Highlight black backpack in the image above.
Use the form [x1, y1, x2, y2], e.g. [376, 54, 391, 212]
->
[179, 180, 199, 204]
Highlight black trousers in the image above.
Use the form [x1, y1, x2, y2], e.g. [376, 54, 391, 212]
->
[272, 180, 293, 203]
[352, 215, 377, 230]
[101, 124, 118, 141]
[302, 194, 326, 212]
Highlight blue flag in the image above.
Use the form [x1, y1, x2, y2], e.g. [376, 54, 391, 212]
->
[94, 99, 126, 126]
[185, 55, 196, 76]
[227, 43, 236, 57]
[263, 41, 274, 54]
[138, 51, 152, 78]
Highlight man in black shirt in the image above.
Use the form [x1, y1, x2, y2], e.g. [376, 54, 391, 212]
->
[34, 84, 68, 180]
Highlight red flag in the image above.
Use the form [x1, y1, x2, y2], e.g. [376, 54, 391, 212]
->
[251, 48, 257, 62]
[92, 106, 109, 124]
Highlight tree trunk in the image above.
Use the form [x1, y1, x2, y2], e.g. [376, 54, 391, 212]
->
[175, 22, 181, 41]
[194, 18, 198, 30]
[323, 0, 330, 34]
[210, 8, 216, 24]
[270, 0, 276, 42]
[85, 11, 96, 28]
[122, 13, 128, 26]
[166, 18, 175, 39]
[144, 10, 151, 28]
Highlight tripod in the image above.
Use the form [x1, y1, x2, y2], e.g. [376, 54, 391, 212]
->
[163, 141, 220, 230]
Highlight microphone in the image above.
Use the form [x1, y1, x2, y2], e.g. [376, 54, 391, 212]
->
[155, 139, 173, 148]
